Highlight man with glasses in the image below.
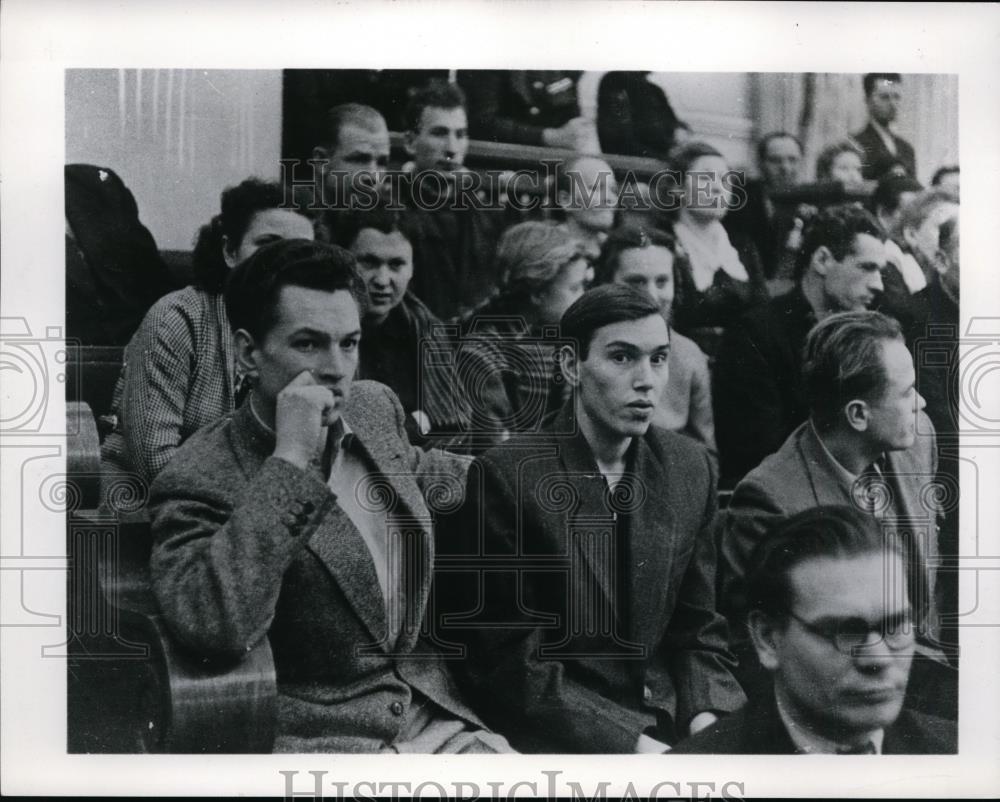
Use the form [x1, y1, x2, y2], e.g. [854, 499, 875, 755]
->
[673, 506, 955, 754]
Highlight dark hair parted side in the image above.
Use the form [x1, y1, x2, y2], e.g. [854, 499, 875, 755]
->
[863, 73, 903, 97]
[192, 178, 301, 294]
[802, 310, 903, 429]
[794, 204, 886, 282]
[594, 224, 681, 286]
[744, 505, 902, 620]
[560, 284, 664, 361]
[329, 204, 419, 251]
[224, 239, 365, 342]
[405, 80, 466, 132]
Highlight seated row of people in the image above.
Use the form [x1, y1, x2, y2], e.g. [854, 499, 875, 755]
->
[144, 241, 954, 752]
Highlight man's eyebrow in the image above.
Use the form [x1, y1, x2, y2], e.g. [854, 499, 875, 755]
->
[603, 341, 671, 352]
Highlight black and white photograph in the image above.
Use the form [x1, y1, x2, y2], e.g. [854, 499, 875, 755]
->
[2, 1, 998, 798]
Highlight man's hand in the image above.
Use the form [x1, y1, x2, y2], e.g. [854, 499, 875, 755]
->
[635, 732, 671, 753]
[272, 370, 339, 470]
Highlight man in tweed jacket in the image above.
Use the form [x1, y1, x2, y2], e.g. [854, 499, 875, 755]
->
[149, 239, 511, 753]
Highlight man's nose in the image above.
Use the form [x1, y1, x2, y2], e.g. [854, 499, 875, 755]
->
[316, 345, 349, 379]
[870, 270, 885, 293]
[916, 390, 927, 412]
[633, 359, 655, 389]
[446, 132, 459, 155]
[370, 266, 391, 287]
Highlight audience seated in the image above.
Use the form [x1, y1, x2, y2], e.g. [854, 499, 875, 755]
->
[148, 238, 513, 754]
[667, 141, 768, 357]
[457, 222, 590, 439]
[331, 206, 475, 450]
[720, 311, 946, 669]
[815, 140, 865, 187]
[723, 132, 808, 282]
[594, 225, 716, 454]
[66, 164, 176, 346]
[713, 205, 889, 486]
[554, 154, 619, 264]
[596, 71, 682, 160]
[459, 69, 599, 151]
[398, 80, 504, 321]
[852, 73, 917, 180]
[674, 506, 956, 754]
[101, 178, 314, 486]
[439, 285, 744, 753]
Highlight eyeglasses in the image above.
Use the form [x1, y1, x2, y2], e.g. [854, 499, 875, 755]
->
[786, 609, 915, 656]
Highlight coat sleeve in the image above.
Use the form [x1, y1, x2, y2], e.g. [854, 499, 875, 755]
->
[149, 451, 335, 659]
[462, 70, 547, 146]
[661, 446, 746, 727]
[439, 453, 653, 753]
[685, 343, 718, 459]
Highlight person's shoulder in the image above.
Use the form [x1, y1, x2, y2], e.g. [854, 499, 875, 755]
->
[888, 708, 957, 754]
[151, 414, 237, 493]
[668, 328, 707, 362]
[734, 423, 811, 490]
[347, 380, 400, 414]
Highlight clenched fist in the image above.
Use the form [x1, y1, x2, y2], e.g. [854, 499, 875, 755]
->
[272, 370, 341, 469]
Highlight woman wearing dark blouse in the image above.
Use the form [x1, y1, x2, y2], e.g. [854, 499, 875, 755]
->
[667, 141, 768, 356]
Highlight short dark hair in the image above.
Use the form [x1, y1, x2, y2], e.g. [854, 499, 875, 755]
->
[594, 224, 680, 286]
[756, 131, 803, 166]
[405, 80, 466, 132]
[192, 178, 303, 293]
[668, 140, 725, 177]
[794, 204, 886, 281]
[745, 505, 902, 620]
[802, 310, 904, 429]
[863, 73, 902, 97]
[870, 174, 923, 216]
[560, 284, 664, 360]
[815, 139, 864, 182]
[323, 103, 387, 151]
[224, 239, 365, 341]
[931, 165, 960, 187]
[329, 204, 418, 251]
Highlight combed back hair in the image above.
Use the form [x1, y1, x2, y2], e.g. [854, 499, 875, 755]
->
[323, 103, 387, 151]
[495, 221, 584, 303]
[815, 139, 864, 182]
[192, 178, 302, 294]
[870, 174, 923, 216]
[794, 204, 886, 282]
[224, 239, 365, 341]
[931, 165, 960, 187]
[329, 203, 419, 250]
[802, 310, 903, 429]
[744, 505, 903, 620]
[894, 187, 959, 239]
[560, 284, 664, 361]
[756, 131, 803, 166]
[594, 224, 680, 285]
[668, 140, 725, 177]
[405, 80, 466, 132]
[863, 72, 903, 97]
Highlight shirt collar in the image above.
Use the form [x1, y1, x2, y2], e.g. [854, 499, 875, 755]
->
[775, 686, 885, 754]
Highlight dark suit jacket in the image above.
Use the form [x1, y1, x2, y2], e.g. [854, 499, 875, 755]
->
[149, 380, 485, 752]
[713, 287, 816, 487]
[852, 122, 917, 180]
[671, 692, 956, 754]
[596, 71, 680, 160]
[65, 164, 175, 345]
[720, 416, 941, 637]
[437, 404, 745, 753]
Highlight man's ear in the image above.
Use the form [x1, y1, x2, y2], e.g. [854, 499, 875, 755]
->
[403, 129, 417, 158]
[748, 609, 782, 672]
[809, 245, 833, 277]
[558, 344, 581, 388]
[234, 328, 260, 381]
[844, 398, 870, 432]
[901, 224, 919, 252]
[311, 145, 329, 163]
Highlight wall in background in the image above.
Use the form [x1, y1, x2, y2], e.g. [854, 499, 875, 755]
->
[65, 69, 283, 250]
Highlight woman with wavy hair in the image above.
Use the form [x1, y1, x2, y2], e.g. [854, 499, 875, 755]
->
[101, 178, 314, 484]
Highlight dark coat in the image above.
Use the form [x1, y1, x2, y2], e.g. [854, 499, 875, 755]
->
[713, 287, 817, 486]
[852, 122, 917, 181]
[149, 380, 484, 752]
[671, 692, 956, 754]
[597, 72, 680, 160]
[436, 404, 745, 753]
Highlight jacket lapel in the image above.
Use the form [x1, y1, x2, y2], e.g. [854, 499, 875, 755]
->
[798, 423, 855, 507]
